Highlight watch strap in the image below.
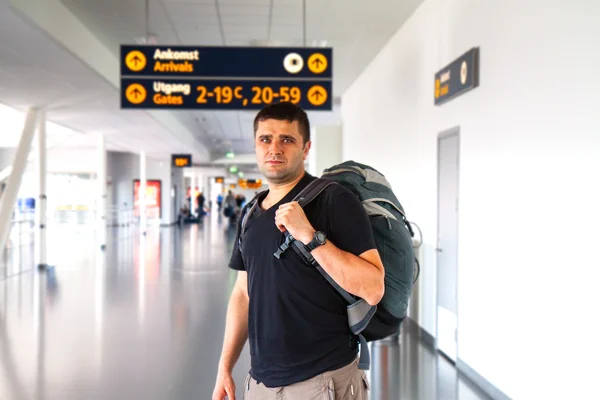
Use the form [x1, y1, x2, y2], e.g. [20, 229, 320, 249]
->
[306, 231, 325, 252]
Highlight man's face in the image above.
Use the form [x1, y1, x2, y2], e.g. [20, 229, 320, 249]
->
[255, 119, 310, 184]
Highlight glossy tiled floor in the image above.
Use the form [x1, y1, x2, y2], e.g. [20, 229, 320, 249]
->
[0, 215, 491, 400]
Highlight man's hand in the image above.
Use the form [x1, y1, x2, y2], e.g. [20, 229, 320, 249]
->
[274, 201, 315, 244]
[212, 370, 236, 400]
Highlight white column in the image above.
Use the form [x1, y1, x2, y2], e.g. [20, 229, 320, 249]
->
[97, 134, 107, 250]
[307, 124, 343, 177]
[37, 111, 48, 270]
[0, 108, 38, 254]
[139, 152, 147, 234]
[203, 175, 210, 201]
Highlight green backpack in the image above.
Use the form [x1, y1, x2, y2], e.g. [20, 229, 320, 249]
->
[239, 161, 419, 370]
[320, 161, 419, 336]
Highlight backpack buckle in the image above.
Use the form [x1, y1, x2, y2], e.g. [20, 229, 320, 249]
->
[274, 234, 295, 259]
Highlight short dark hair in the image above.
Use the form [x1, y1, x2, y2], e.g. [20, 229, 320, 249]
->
[253, 102, 310, 145]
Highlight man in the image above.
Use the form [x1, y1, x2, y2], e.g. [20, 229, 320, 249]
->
[197, 192, 206, 217]
[212, 102, 384, 400]
[217, 193, 223, 211]
[224, 190, 236, 216]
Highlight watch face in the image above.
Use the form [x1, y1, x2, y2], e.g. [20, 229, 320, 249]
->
[316, 232, 326, 244]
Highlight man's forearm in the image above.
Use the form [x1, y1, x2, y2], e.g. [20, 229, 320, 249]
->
[218, 289, 249, 373]
[310, 241, 384, 306]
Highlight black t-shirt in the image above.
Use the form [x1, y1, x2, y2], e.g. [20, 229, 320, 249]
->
[228, 172, 377, 388]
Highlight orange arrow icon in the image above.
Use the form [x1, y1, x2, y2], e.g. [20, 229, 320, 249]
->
[308, 53, 328, 74]
[126, 83, 147, 104]
[307, 85, 327, 106]
[126, 51, 147, 72]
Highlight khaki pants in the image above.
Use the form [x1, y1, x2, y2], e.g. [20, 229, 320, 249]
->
[243, 357, 369, 400]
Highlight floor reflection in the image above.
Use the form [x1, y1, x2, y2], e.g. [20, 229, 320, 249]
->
[369, 327, 492, 400]
[1, 215, 491, 400]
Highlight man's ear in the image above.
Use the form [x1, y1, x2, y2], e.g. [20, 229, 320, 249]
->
[303, 140, 312, 160]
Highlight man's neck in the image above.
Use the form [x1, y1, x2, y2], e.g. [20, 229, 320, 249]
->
[262, 171, 306, 209]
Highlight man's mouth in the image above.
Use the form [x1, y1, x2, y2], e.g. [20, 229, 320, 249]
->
[266, 160, 284, 165]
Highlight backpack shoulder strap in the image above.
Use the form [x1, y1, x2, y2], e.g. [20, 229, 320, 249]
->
[238, 190, 268, 248]
[292, 177, 336, 208]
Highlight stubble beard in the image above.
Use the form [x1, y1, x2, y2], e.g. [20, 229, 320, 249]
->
[260, 161, 302, 185]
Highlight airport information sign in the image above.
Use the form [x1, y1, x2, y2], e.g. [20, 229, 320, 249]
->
[172, 154, 192, 168]
[120, 45, 332, 110]
[434, 47, 479, 106]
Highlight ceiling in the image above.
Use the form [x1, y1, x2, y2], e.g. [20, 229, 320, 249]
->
[0, 0, 210, 160]
[1, 0, 423, 162]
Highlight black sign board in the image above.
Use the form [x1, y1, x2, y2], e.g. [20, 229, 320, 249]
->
[172, 154, 191, 168]
[120, 45, 333, 111]
[214, 177, 224, 184]
[434, 47, 479, 105]
[121, 78, 331, 111]
[121, 45, 332, 79]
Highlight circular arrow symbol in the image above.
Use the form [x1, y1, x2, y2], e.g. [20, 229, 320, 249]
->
[126, 51, 147, 72]
[126, 83, 147, 104]
[308, 53, 328, 74]
[307, 85, 328, 106]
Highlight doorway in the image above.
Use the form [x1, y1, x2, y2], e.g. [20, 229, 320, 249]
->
[436, 127, 460, 363]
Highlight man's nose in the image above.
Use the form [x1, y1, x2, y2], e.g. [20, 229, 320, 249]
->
[268, 141, 283, 154]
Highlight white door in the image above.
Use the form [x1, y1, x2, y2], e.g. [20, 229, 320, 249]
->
[436, 128, 460, 363]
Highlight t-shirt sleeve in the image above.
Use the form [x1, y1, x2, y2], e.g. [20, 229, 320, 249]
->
[327, 191, 377, 256]
[228, 220, 246, 271]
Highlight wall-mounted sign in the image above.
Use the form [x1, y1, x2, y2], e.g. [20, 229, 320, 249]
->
[434, 47, 480, 106]
[120, 45, 333, 111]
[214, 177, 224, 183]
[172, 154, 191, 168]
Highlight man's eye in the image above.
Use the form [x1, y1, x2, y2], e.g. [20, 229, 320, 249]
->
[283, 139, 293, 143]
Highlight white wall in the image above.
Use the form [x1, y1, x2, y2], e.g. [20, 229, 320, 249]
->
[307, 125, 343, 177]
[146, 158, 175, 225]
[341, 0, 600, 398]
[107, 151, 138, 211]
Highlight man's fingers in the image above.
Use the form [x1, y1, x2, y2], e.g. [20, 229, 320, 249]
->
[275, 207, 289, 216]
[275, 216, 287, 232]
[275, 211, 286, 222]
[225, 385, 236, 400]
[277, 202, 298, 211]
[212, 388, 225, 400]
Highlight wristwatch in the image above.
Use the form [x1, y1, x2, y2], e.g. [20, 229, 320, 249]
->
[306, 231, 327, 252]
